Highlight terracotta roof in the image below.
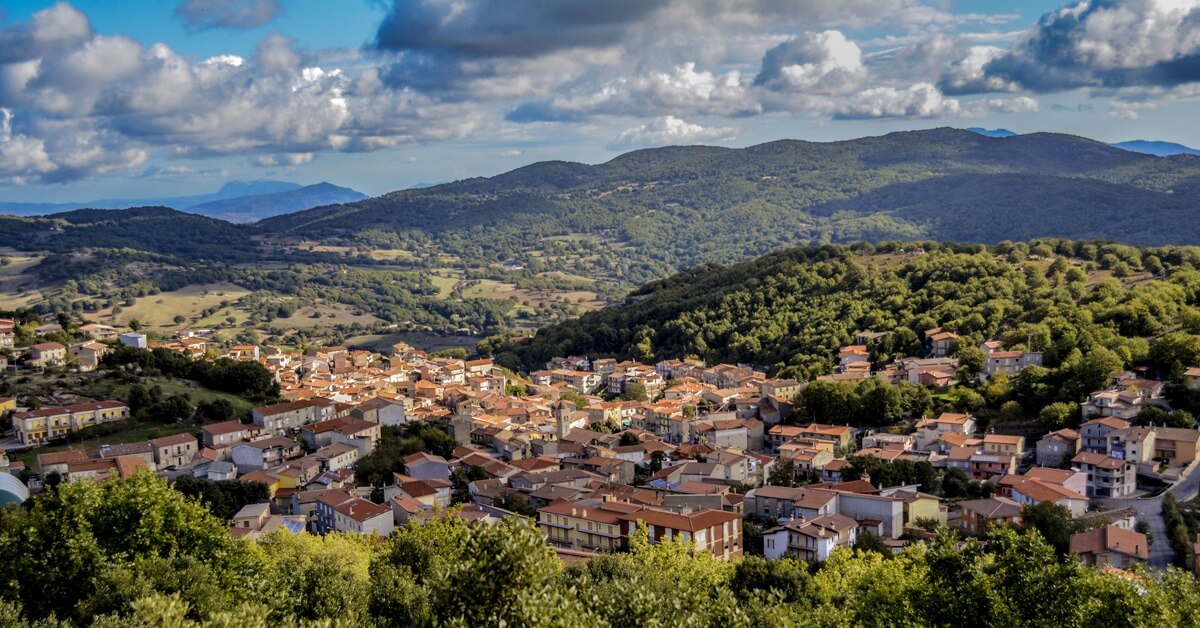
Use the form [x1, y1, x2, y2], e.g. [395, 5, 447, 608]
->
[150, 432, 196, 448]
[37, 450, 89, 467]
[1072, 451, 1128, 470]
[959, 497, 1022, 519]
[1069, 525, 1148, 560]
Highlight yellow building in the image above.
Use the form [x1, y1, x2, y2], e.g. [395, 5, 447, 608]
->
[538, 499, 643, 553]
[11, 401, 129, 445]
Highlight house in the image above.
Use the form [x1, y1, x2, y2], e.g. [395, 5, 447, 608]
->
[914, 413, 976, 451]
[538, 499, 642, 553]
[763, 513, 858, 562]
[231, 436, 304, 473]
[252, 399, 332, 431]
[229, 503, 307, 539]
[1036, 429, 1081, 467]
[355, 397, 407, 426]
[0, 319, 14, 348]
[1000, 468, 1090, 517]
[11, 401, 130, 445]
[1081, 390, 1147, 421]
[36, 450, 89, 477]
[1151, 427, 1200, 466]
[119, 332, 147, 349]
[312, 442, 359, 472]
[202, 421, 263, 447]
[404, 451, 450, 482]
[983, 350, 1043, 378]
[744, 485, 837, 521]
[969, 453, 1017, 480]
[982, 434, 1025, 458]
[1072, 452, 1136, 498]
[958, 497, 1022, 534]
[1186, 367, 1200, 392]
[314, 491, 394, 536]
[150, 432, 198, 469]
[617, 507, 743, 560]
[927, 330, 959, 358]
[879, 487, 947, 527]
[1069, 525, 1149, 568]
[79, 323, 119, 340]
[1107, 426, 1155, 464]
[1079, 417, 1131, 453]
[69, 341, 109, 372]
[28, 342, 66, 368]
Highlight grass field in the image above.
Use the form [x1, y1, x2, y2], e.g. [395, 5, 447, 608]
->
[345, 331, 479, 354]
[462, 279, 604, 311]
[86, 379, 255, 413]
[270, 303, 381, 330]
[88, 283, 252, 330]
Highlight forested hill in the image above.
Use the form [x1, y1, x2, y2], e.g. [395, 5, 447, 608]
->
[256, 128, 1200, 271]
[0, 207, 258, 262]
[482, 240, 1200, 382]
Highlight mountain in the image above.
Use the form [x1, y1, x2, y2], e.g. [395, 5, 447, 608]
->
[184, 182, 367, 223]
[0, 179, 365, 220]
[1110, 140, 1200, 157]
[256, 128, 1200, 280]
[0, 207, 258, 262]
[966, 127, 1016, 138]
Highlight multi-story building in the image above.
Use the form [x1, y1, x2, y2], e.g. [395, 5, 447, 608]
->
[1072, 452, 1136, 497]
[151, 433, 198, 469]
[314, 491, 394, 536]
[11, 401, 129, 445]
[252, 398, 334, 431]
[763, 513, 858, 562]
[1036, 429, 1080, 467]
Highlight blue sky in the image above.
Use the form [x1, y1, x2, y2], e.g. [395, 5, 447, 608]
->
[2, 0, 1200, 202]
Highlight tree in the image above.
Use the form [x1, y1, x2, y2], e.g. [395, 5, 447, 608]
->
[768, 459, 796, 487]
[955, 344, 985, 374]
[1020, 501, 1080, 555]
[621, 382, 648, 402]
[853, 531, 891, 555]
[1039, 402, 1077, 430]
[618, 431, 641, 446]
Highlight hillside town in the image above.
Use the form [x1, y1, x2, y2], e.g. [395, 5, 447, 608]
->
[3, 317, 1200, 578]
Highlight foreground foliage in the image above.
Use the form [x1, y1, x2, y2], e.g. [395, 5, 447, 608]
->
[1, 473, 1199, 626]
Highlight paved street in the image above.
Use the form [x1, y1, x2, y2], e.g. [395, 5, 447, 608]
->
[1103, 461, 1200, 569]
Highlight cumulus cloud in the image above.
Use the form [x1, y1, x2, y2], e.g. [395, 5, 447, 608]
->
[960, 0, 1200, 92]
[0, 4, 484, 183]
[833, 83, 1037, 119]
[507, 62, 758, 122]
[755, 31, 867, 94]
[175, 0, 282, 30]
[0, 2, 92, 64]
[607, 115, 738, 150]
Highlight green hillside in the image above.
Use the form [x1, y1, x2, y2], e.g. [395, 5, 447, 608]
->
[482, 239, 1200, 382]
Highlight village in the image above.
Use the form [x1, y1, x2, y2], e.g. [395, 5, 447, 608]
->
[2, 316, 1200, 577]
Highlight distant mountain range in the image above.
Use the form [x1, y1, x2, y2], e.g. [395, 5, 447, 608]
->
[965, 127, 1017, 138]
[0, 180, 366, 222]
[7, 128, 1200, 278]
[1109, 140, 1200, 157]
[257, 128, 1200, 265]
[965, 128, 1200, 157]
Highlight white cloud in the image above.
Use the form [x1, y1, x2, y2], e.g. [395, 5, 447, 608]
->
[607, 115, 738, 150]
[755, 31, 867, 94]
[498, 149, 523, 157]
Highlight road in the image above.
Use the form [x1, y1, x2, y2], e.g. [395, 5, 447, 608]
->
[1103, 461, 1200, 569]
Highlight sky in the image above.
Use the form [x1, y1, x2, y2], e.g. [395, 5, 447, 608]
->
[3, 0, 1200, 202]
